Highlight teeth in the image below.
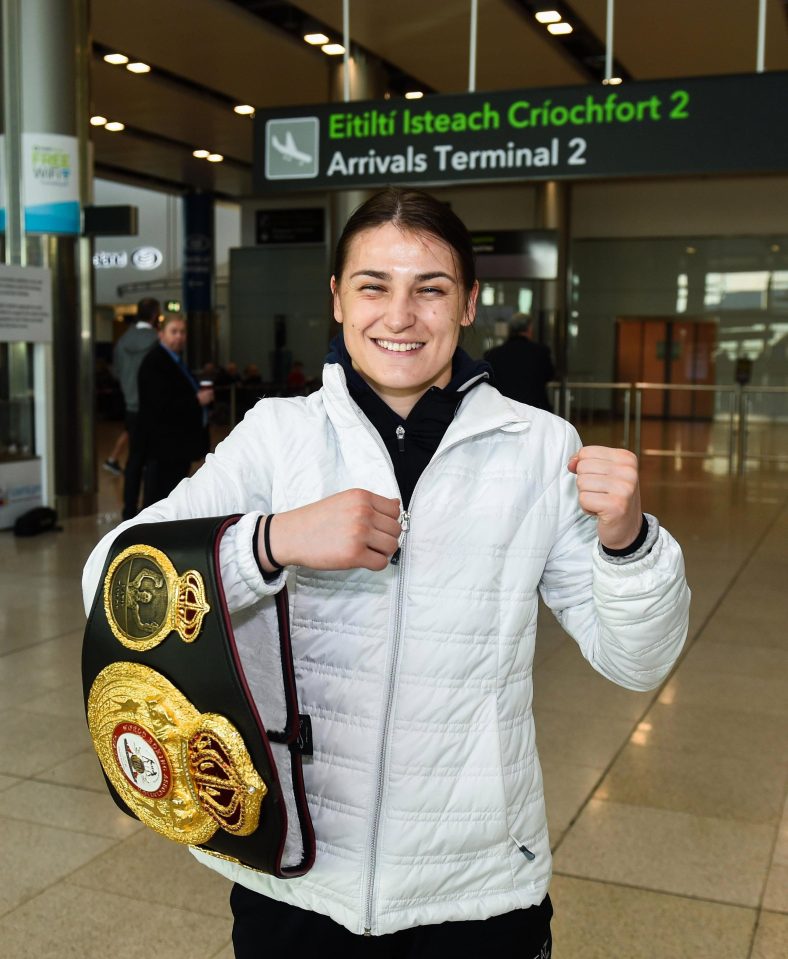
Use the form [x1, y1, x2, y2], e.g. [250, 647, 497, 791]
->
[375, 339, 424, 352]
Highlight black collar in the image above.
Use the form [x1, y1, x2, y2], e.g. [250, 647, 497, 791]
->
[325, 331, 491, 430]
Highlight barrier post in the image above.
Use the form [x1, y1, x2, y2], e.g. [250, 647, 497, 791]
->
[736, 385, 747, 475]
[622, 386, 631, 450]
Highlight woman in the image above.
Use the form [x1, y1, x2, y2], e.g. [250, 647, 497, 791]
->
[83, 189, 689, 957]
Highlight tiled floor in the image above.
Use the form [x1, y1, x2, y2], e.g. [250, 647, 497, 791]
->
[0, 425, 786, 958]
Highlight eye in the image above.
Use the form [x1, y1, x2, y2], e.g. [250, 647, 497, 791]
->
[418, 286, 446, 295]
[359, 283, 385, 293]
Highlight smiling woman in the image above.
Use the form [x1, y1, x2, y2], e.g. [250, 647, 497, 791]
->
[82, 187, 690, 956]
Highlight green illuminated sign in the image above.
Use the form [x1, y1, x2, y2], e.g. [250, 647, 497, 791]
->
[254, 72, 787, 192]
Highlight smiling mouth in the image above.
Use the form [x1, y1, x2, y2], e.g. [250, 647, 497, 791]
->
[373, 339, 425, 353]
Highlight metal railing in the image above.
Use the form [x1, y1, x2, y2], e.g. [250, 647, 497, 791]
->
[551, 382, 632, 449]
[735, 386, 788, 473]
[633, 383, 739, 471]
[549, 381, 788, 474]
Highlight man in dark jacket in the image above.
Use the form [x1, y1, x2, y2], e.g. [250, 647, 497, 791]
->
[484, 313, 555, 411]
[137, 315, 214, 507]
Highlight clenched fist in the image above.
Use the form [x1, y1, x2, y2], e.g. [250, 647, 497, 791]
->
[259, 489, 402, 573]
[567, 446, 642, 550]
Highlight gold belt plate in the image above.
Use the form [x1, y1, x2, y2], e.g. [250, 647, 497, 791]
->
[87, 662, 267, 844]
[103, 544, 211, 651]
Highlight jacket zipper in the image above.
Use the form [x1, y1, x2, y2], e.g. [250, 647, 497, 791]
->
[389, 509, 408, 566]
[363, 520, 408, 934]
[338, 404, 414, 935]
[363, 455, 454, 933]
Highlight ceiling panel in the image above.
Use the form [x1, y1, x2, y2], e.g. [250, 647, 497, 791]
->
[94, 134, 251, 196]
[91, 61, 253, 162]
[294, 0, 588, 92]
[92, 0, 330, 107]
[581, 0, 788, 79]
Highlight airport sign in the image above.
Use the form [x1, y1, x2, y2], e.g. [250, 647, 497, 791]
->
[254, 71, 787, 192]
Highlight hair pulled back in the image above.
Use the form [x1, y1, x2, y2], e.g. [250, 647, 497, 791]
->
[333, 188, 477, 295]
[137, 297, 161, 323]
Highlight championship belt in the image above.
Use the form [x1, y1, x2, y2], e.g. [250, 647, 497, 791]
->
[81, 516, 315, 878]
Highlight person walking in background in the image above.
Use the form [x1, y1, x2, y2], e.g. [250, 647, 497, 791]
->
[110, 298, 160, 519]
[102, 433, 127, 476]
[137, 314, 214, 507]
[484, 312, 555, 411]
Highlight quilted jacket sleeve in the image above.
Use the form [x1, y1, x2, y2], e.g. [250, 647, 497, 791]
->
[81, 401, 287, 618]
[538, 423, 690, 691]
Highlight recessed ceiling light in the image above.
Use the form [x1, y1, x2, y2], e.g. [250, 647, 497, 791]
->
[547, 22, 572, 35]
[685, 245, 697, 254]
[207, 153, 224, 162]
[322, 43, 345, 55]
[770, 243, 781, 252]
[192, 149, 210, 158]
[90, 115, 108, 126]
[105, 121, 125, 132]
[126, 62, 151, 74]
[103, 53, 128, 65]
[535, 10, 562, 24]
[233, 104, 255, 116]
[304, 33, 329, 45]
[405, 91, 423, 100]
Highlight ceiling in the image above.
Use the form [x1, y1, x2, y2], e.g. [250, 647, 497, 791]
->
[90, 0, 788, 198]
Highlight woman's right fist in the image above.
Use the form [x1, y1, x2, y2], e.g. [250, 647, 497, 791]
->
[258, 489, 402, 573]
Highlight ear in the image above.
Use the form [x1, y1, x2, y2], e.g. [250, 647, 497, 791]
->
[461, 280, 479, 328]
[330, 275, 343, 324]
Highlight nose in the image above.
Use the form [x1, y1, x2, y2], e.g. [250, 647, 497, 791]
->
[384, 289, 416, 333]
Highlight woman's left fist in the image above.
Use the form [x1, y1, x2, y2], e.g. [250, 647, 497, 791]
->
[567, 446, 642, 550]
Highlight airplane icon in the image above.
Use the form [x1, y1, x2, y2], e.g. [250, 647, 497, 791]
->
[271, 130, 313, 166]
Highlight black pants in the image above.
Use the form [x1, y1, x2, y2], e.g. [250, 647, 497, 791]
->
[122, 412, 144, 521]
[231, 884, 552, 958]
[142, 457, 191, 508]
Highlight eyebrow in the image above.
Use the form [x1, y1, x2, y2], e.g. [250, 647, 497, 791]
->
[349, 270, 456, 283]
[349, 270, 390, 280]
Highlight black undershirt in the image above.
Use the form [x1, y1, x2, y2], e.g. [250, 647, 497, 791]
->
[328, 333, 491, 509]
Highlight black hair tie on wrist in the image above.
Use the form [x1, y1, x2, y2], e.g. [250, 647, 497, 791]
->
[263, 513, 284, 571]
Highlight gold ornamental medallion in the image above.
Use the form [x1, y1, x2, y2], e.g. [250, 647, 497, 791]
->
[87, 662, 266, 844]
[103, 545, 210, 651]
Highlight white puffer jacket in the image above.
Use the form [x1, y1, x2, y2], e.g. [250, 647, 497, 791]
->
[82, 364, 690, 936]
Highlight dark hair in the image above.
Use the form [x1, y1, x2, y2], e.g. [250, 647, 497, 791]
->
[333, 189, 476, 295]
[137, 297, 161, 324]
